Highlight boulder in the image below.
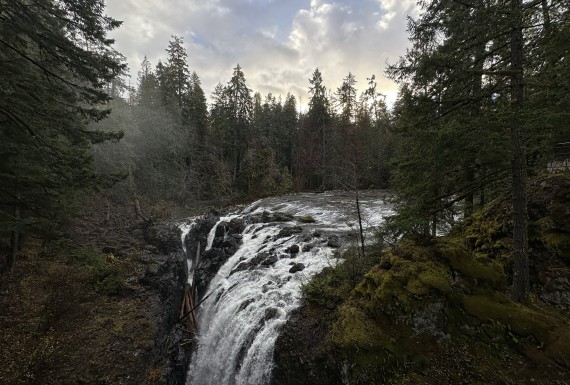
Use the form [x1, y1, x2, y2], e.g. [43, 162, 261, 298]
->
[262, 254, 279, 266]
[287, 244, 300, 254]
[277, 226, 304, 238]
[326, 235, 342, 248]
[289, 263, 306, 273]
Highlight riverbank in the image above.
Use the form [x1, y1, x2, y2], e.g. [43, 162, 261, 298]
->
[272, 173, 570, 384]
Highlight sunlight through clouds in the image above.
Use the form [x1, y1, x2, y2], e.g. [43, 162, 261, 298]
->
[105, 0, 419, 108]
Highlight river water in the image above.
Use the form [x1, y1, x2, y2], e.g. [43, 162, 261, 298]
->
[183, 191, 394, 385]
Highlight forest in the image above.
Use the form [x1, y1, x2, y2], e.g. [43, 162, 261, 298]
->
[2, 0, 568, 293]
[1, 0, 569, 384]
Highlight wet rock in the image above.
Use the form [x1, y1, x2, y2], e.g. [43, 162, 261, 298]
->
[230, 254, 267, 275]
[248, 211, 294, 224]
[302, 244, 313, 252]
[312, 231, 321, 238]
[264, 307, 279, 321]
[222, 235, 238, 249]
[238, 298, 255, 311]
[184, 212, 220, 259]
[262, 255, 279, 266]
[288, 244, 300, 254]
[327, 235, 342, 248]
[277, 226, 303, 238]
[289, 263, 306, 273]
[212, 236, 224, 248]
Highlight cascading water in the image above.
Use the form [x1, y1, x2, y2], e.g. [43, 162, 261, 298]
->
[184, 191, 393, 385]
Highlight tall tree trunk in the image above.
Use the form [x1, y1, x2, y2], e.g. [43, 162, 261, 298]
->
[510, 0, 529, 302]
[355, 190, 365, 257]
[9, 196, 20, 273]
[464, 168, 475, 217]
[321, 123, 326, 190]
[541, 0, 551, 37]
[8, 158, 21, 272]
[479, 165, 486, 208]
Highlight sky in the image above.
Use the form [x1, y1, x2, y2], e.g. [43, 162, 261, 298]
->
[105, 0, 419, 110]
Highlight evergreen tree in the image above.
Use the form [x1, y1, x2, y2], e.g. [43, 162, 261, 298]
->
[187, 72, 208, 137]
[0, 0, 125, 270]
[163, 35, 190, 115]
[387, 0, 570, 301]
[185, 71, 210, 199]
[298, 68, 331, 190]
[136, 56, 161, 109]
[209, 83, 234, 197]
[225, 64, 253, 185]
[333, 72, 360, 189]
[280, 94, 298, 173]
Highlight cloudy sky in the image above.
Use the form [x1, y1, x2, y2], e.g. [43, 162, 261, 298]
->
[105, 0, 419, 110]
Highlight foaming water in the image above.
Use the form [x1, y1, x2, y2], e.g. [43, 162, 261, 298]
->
[185, 191, 393, 385]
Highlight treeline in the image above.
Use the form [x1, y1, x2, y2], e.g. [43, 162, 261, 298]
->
[93, 37, 394, 206]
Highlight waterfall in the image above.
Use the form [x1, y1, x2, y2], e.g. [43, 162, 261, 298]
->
[184, 191, 393, 385]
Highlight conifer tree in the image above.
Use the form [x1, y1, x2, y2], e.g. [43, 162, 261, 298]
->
[298, 68, 331, 190]
[225, 64, 253, 185]
[0, 0, 125, 270]
[387, 0, 569, 301]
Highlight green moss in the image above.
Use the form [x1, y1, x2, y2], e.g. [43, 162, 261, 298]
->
[547, 202, 570, 226]
[542, 232, 570, 260]
[461, 295, 556, 342]
[437, 240, 505, 288]
[546, 328, 570, 368]
[354, 253, 452, 314]
[418, 269, 451, 294]
[330, 305, 392, 350]
[297, 215, 316, 223]
[405, 278, 429, 296]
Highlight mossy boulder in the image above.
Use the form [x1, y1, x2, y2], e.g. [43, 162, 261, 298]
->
[436, 240, 505, 289]
[330, 305, 392, 350]
[297, 215, 316, 223]
[354, 254, 452, 313]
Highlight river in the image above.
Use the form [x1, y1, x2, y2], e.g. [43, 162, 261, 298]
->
[182, 190, 394, 385]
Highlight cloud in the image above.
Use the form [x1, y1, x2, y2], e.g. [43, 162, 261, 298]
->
[105, 0, 419, 108]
